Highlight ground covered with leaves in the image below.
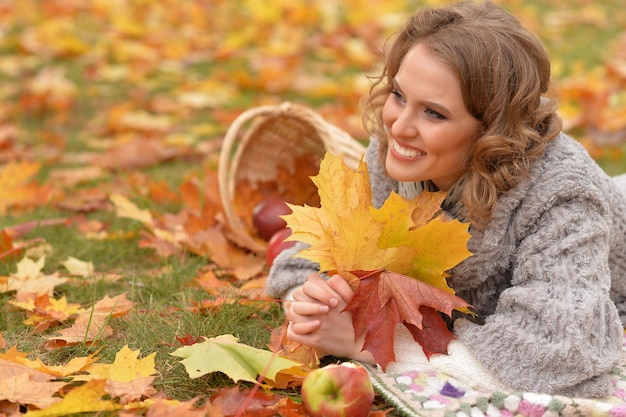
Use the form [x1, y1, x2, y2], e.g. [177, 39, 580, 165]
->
[0, 0, 625, 416]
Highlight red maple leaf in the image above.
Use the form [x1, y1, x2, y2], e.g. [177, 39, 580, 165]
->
[345, 269, 473, 371]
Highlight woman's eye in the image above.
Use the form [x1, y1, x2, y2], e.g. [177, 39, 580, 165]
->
[391, 89, 405, 104]
[425, 108, 446, 120]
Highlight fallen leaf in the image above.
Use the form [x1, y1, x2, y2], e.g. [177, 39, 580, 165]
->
[171, 334, 305, 387]
[0, 230, 25, 263]
[145, 397, 222, 417]
[210, 386, 304, 417]
[0, 161, 54, 215]
[0, 359, 67, 409]
[0, 345, 98, 378]
[22, 379, 122, 417]
[61, 257, 94, 277]
[44, 293, 135, 348]
[105, 345, 157, 403]
[211, 386, 307, 417]
[175, 334, 200, 346]
[110, 193, 153, 226]
[9, 294, 83, 332]
[2, 256, 68, 298]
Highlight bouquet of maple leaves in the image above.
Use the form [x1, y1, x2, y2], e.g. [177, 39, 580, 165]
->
[282, 152, 474, 371]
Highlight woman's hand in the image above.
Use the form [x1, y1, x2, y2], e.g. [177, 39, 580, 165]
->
[285, 273, 374, 363]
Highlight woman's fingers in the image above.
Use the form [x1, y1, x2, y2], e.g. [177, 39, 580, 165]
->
[288, 301, 329, 316]
[295, 274, 341, 307]
[285, 301, 327, 336]
[326, 274, 355, 303]
[289, 320, 321, 336]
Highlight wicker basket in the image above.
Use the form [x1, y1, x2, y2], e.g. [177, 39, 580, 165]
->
[218, 102, 366, 253]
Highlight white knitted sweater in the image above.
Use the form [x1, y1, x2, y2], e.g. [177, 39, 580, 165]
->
[265, 133, 626, 397]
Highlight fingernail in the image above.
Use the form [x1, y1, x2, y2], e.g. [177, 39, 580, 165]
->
[319, 305, 329, 313]
[329, 297, 339, 308]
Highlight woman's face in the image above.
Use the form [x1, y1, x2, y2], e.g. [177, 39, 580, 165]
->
[382, 43, 481, 191]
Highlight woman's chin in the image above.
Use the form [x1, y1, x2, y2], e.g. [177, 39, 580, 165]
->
[385, 164, 422, 183]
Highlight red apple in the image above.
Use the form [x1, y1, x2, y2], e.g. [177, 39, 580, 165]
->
[252, 197, 292, 241]
[301, 362, 374, 417]
[266, 228, 296, 266]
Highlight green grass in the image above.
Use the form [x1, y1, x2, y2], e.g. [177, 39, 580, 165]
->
[1, 212, 284, 403]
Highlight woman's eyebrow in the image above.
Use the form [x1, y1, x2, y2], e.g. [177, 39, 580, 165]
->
[392, 78, 451, 116]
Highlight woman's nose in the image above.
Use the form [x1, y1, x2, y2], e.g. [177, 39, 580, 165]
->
[390, 109, 418, 139]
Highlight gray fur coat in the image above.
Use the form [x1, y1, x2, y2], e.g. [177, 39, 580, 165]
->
[265, 133, 626, 398]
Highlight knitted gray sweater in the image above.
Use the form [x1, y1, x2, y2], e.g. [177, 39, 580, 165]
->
[265, 133, 626, 398]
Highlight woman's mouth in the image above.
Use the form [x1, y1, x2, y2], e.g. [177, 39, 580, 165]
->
[391, 139, 425, 159]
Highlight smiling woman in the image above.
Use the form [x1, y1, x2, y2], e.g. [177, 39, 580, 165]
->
[266, 0, 626, 399]
[382, 44, 482, 190]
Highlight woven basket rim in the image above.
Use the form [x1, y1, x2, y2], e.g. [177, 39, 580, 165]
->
[218, 102, 366, 253]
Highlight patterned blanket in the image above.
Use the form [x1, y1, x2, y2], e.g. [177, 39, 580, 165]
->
[364, 332, 626, 417]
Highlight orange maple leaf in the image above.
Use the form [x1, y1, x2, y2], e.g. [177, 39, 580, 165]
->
[0, 161, 54, 215]
[9, 293, 83, 332]
[145, 398, 222, 417]
[0, 230, 25, 263]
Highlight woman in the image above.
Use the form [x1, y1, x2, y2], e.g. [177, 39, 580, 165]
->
[265, 0, 626, 397]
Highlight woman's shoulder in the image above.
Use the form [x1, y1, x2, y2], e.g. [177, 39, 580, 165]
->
[541, 133, 600, 173]
[528, 132, 616, 196]
[488, 132, 625, 231]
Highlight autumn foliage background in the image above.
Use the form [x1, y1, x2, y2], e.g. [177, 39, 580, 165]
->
[0, 0, 625, 415]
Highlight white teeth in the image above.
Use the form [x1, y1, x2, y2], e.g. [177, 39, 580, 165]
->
[392, 140, 424, 158]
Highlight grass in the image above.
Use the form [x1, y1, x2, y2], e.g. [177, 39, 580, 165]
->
[1, 216, 285, 401]
[0, 0, 625, 414]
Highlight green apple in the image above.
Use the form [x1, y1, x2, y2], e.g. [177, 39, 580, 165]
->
[301, 362, 375, 417]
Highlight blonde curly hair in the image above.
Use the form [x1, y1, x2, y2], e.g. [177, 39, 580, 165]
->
[363, 0, 562, 228]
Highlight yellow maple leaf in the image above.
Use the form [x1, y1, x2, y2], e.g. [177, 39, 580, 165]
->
[285, 152, 471, 291]
[32, 354, 100, 378]
[0, 346, 29, 363]
[108, 345, 156, 382]
[103, 345, 157, 403]
[0, 345, 99, 377]
[9, 294, 84, 331]
[22, 379, 121, 417]
[284, 152, 474, 366]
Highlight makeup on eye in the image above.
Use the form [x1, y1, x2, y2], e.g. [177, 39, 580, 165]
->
[391, 89, 405, 104]
[425, 108, 446, 120]
[390, 80, 450, 121]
